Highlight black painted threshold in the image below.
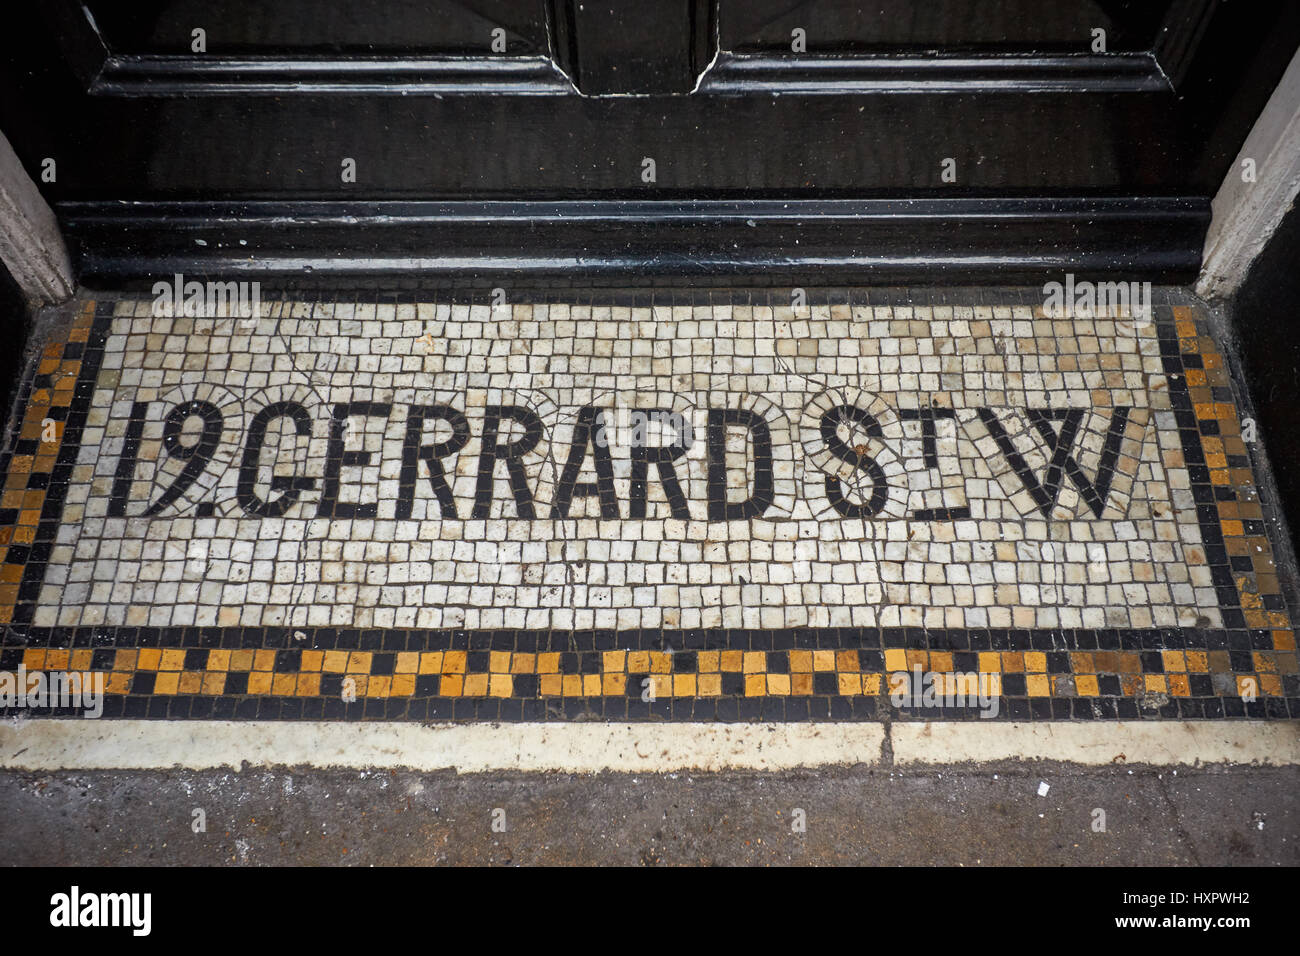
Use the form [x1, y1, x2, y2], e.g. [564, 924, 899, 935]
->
[60, 196, 1208, 287]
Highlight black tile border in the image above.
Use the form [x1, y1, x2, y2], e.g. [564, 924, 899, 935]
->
[3, 623, 1284, 654]
[3, 623, 1294, 720]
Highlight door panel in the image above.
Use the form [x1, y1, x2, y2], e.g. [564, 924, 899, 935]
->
[83, 0, 552, 54]
[1, 1, 1297, 285]
[719, 0, 1171, 53]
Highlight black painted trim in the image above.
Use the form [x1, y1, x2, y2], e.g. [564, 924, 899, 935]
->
[90, 54, 575, 96]
[62, 197, 1209, 287]
[699, 52, 1170, 94]
[41, 0, 109, 89]
[1152, 0, 1218, 89]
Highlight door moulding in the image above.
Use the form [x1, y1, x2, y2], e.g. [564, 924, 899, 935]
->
[60, 196, 1207, 288]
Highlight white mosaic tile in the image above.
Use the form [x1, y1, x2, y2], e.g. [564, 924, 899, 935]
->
[35, 300, 1213, 632]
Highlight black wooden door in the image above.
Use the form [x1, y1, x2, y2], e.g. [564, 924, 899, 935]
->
[2, 1, 1298, 285]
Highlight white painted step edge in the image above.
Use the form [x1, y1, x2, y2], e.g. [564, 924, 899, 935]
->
[1, 720, 1296, 772]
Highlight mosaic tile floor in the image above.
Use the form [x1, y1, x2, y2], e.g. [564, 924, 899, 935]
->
[0, 290, 1295, 720]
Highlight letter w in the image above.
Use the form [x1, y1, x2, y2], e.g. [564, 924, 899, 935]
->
[978, 407, 1132, 517]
